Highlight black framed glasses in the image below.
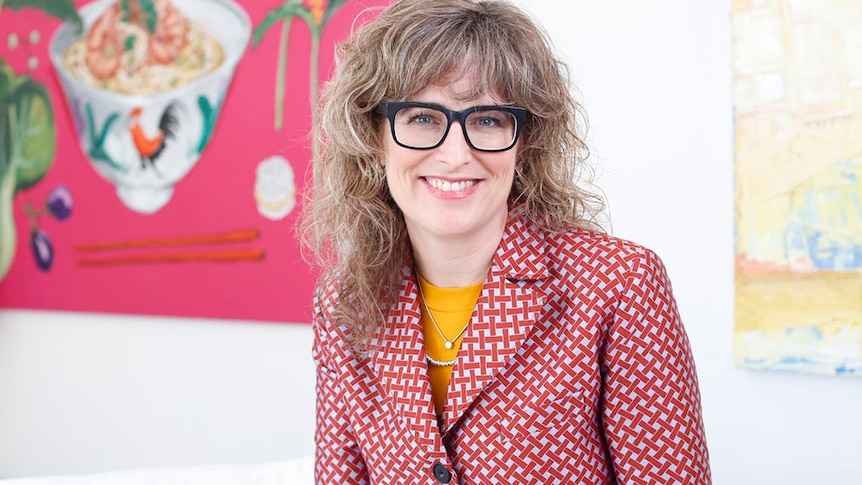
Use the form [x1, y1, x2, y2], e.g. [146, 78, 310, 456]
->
[376, 102, 527, 152]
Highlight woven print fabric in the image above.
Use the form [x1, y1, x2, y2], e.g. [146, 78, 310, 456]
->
[313, 212, 711, 484]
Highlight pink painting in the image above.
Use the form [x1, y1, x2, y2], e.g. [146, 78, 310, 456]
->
[0, 0, 390, 323]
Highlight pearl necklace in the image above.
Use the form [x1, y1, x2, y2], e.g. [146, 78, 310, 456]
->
[425, 354, 458, 367]
[416, 279, 470, 367]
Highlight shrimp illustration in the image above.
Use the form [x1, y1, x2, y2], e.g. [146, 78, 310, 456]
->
[84, 0, 189, 81]
[150, 0, 189, 64]
[85, 3, 123, 80]
[114, 22, 151, 79]
[128, 0, 189, 65]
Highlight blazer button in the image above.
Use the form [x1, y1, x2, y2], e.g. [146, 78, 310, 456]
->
[432, 462, 452, 483]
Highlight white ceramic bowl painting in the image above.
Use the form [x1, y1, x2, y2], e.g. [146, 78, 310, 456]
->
[49, 0, 251, 213]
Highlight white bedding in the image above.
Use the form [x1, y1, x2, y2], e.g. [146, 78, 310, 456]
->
[0, 457, 313, 485]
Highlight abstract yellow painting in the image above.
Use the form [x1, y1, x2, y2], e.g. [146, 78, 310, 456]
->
[733, 0, 862, 376]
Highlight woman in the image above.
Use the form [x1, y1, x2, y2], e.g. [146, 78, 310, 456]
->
[301, 0, 711, 483]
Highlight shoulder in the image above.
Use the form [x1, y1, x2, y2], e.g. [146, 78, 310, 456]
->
[549, 228, 651, 257]
[500, 213, 668, 281]
[545, 230, 679, 321]
[314, 275, 341, 314]
[540, 225, 665, 277]
[311, 276, 351, 364]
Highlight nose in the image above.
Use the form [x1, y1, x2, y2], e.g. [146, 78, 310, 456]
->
[436, 120, 473, 167]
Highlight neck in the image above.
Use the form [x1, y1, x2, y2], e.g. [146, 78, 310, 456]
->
[409, 218, 506, 288]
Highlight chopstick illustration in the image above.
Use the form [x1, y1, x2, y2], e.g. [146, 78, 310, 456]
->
[74, 228, 264, 266]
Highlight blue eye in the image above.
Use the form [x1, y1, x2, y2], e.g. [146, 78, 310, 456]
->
[468, 110, 513, 131]
[412, 113, 434, 124]
[397, 107, 445, 127]
[476, 116, 499, 127]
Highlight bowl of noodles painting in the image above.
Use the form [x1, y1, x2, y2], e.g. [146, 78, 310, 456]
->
[49, 0, 250, 213]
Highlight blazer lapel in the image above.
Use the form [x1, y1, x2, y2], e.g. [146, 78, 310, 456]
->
[442, 215, 549, 432]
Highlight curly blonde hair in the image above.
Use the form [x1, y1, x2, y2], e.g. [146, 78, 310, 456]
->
[301, 0, 605, 347]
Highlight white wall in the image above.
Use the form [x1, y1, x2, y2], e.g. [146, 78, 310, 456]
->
[1, 0, 861, 482]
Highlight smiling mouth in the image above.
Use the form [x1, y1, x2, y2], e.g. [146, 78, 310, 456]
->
[425, 177, 478, 192]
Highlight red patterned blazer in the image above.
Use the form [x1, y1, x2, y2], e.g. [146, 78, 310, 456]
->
[313, 212, 711, 484]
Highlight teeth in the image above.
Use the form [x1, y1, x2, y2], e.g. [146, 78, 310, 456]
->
[427, 178, 476, 192]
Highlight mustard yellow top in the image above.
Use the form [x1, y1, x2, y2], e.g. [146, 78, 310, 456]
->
[417, 274, 483, 416]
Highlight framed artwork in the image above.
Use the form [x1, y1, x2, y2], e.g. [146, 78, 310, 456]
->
[0, 0, 390, 323]
[733, 0, 862, 376]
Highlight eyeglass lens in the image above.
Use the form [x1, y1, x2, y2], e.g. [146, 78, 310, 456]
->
[392, 106, 518, 151]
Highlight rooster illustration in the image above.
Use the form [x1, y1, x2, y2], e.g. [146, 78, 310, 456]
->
[128, 102, 181, 175]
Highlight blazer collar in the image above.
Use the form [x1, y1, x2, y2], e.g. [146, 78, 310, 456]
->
[370, 213, 550, 442]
